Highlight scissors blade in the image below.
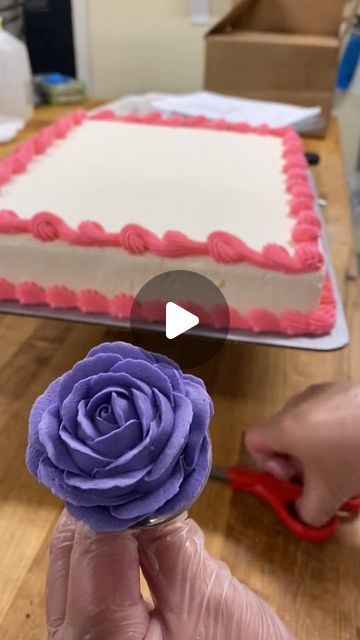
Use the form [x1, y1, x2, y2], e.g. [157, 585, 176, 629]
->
[210, 465, 229, 482]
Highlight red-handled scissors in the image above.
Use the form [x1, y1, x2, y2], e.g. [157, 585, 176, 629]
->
[211, 465, 360, 543]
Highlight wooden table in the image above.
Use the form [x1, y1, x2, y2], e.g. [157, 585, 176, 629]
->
[0, 104, 359, 640]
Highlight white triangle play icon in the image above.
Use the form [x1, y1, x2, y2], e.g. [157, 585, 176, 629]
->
[166, 302, 199, 340]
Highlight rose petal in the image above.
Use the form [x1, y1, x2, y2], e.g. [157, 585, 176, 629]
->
[25, 444, 43, 477]
[183, 378, 214, 470]
[93, 414, 116, 434]
[95, 403, 117, 426]
[61, 378, 92, 433]
[155, 436, 210, 519]
[183, 373, 207, 391]
[77, 399, 100, 442]
[58, 354, 120, 406]
[151, 389, 176, 451]
[152, 350, 182, 372]
[38, 405, 80, 473]
[85, 387, 133, 425]
[155, 362, 185, 394]
[94, 406, 172, 478]
[110, 460, 184, 519]
[91, 418, 143, 457]
[60, 423, 113, 473]
[64, 464, 151, 492]
[109, 360, 173, 401]
[87, 341, 154, 363]
[62, 374, 149, 433]
[87, 372, 150, 398]
[111, 390, 138, 425]
[67, 502, 142, 531]
[138, 393, 192, 488]
[131, 388, 157, 438]
[28, 378, 61, 449]
[37, 457, 139, 506]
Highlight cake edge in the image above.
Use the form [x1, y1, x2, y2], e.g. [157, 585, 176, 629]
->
[0, 276, 336, 336]
[0, 108, 324, 275]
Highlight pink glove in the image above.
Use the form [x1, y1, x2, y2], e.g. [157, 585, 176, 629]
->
[47, 510, 294, 640]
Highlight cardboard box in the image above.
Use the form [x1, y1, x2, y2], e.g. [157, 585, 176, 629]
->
[229, 0, 347, 36]
[205, 0, 354, 136]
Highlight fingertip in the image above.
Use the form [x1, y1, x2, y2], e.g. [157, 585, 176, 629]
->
[296, 480, 342, 528]
[244, 428, 275, 469]
[295, 498, 330, 528]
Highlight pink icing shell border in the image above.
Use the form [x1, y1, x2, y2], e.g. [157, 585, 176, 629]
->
[0, 108, 324, 274]
[0, 277, 335, 336]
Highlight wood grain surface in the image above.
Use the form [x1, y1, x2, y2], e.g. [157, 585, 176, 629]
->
[0, 103, 359, 640]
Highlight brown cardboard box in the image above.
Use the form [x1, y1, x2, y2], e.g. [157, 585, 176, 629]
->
[205, 0, 354, 136]
[229, 0, 346, 35]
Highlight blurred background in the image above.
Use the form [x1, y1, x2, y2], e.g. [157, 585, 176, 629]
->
[0, 0, 358, 165]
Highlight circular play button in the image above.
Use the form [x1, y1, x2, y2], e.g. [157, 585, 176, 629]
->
[130, 270, 230, 370]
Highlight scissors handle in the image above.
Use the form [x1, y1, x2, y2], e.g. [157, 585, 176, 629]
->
[340, 496, 360, 513]
[227, 467, 338, 543]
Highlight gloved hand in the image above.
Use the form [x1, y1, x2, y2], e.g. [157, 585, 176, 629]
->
[246, 382, 360, 527]
[47, 510, 293, 640]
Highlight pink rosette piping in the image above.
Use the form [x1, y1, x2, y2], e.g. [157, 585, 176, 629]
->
[0, 276, 336, 336]
[0, 278, 16, 300]
[78, 290, 110, 314]
[17, 281, 47, 304]
[47, 285, 77, 308]
[295, 243, 324, 271]
[0, 161, 13, 186]
[0, 210, 29, 233]
[30, 212, 74, 243]
[109, 293, 134, 318]
[291, 224, 321, 243]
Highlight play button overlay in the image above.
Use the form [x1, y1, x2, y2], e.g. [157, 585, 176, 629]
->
[166, 302, 199, 339]
[130, 270, 230, 369]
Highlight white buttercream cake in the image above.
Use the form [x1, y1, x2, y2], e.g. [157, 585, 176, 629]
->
[0, 109, 335, 335]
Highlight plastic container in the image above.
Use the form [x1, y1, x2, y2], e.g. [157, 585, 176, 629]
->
[337, 14, 360, 90]
[0, 16, 33, 121]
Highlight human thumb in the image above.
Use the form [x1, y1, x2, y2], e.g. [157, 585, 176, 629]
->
[138, 513, 294, 640]
[296, 472, 346, 527]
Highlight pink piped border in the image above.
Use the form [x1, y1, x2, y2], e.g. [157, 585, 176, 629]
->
[0, 277, 336, 336]
[0, 108, 324, 274]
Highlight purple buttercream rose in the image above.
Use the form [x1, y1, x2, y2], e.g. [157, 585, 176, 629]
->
[26, 342, 212, 531]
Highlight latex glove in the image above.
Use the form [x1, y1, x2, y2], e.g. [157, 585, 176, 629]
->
[47, 510, 293, 640]
[246, 382, 360, 527]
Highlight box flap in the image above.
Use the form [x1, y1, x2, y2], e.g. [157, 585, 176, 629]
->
[207, 0, 255, 36]
[208, 0, 348, 37]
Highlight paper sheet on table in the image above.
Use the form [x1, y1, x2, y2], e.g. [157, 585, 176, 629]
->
[0, 116, 25, 144]
[152, 92, 322, 130]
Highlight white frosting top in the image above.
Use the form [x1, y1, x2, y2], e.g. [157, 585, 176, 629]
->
[0, 120, 291, 251]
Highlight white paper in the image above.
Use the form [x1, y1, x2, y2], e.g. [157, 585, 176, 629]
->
[0, 116, 25, 144]
[152, 91, 322, 129]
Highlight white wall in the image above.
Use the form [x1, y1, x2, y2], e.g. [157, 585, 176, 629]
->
[87, 0, 231, 98]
